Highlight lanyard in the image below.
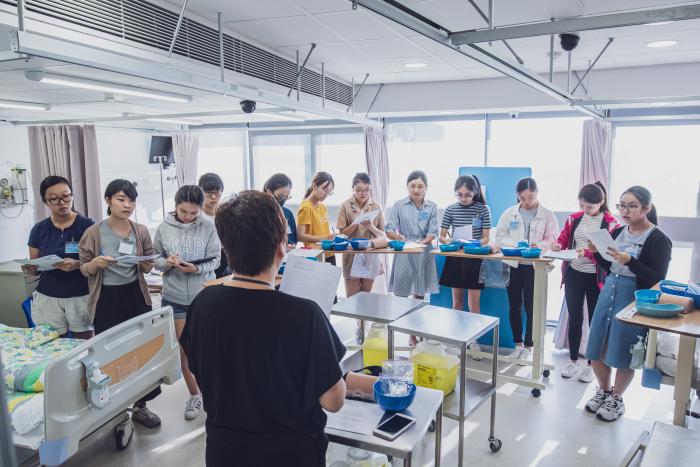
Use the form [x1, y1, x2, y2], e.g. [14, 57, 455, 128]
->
[231, 276, 274, 288]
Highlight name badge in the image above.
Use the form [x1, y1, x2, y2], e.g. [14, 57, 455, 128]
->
[473, 218, 483, 229]
[419, 211, 430, 221]
[64, 242, 79, 254]
[118, 242, 135, 255]
[509, 220, 520, 231]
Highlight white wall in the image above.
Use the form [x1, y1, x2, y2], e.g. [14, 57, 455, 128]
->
[0, 124, 34, 263]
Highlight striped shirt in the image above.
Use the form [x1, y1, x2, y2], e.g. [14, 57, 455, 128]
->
[571, 213, 603, 273]
[441, 202, 491, 240]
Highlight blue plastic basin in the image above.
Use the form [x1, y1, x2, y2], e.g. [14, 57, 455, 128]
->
[373, 381, 416, 412]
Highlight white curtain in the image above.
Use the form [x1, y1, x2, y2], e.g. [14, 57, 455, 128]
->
[172, 133, 199, 186]
[554, 118, 613, 353]
[27, 125, 102, 222]
[364, 126, 390, 291]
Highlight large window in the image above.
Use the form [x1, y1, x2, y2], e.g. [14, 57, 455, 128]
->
[387, 120, 485, 208]
[315, 132, 366, 206]
[197, 131, 246, 197]
[611, 125, 700, 218]
[488, 117, 586, 213]
[251, 134, 309, 199]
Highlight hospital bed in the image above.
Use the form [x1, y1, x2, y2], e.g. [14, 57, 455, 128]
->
[5, 306, 181, 466]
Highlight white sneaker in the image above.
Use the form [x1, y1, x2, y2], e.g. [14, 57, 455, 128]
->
[596, 394, 625, 421]
[468, 343, 483, 361]
[578, 364, 595, 383]
[508, 347, 523, 359]
[184, 394, 203, 420]
[561, 361, 580, 379]
[585, 387, 610, 413]
[518, 347, 532, 366]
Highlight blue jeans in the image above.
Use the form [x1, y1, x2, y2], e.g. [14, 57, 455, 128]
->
[161, 299, 189, 320]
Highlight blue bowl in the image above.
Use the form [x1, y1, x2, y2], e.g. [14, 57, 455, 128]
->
[521, 248, 542, 258]
[440, 243, 460, 252]
[334, 236, 348, 243]
[636, 303, 684, 318]
[517, 240, 530, 248]
[333, 241, 350, 251]
[373, 381, 416, 412]
[464, 245, 491, 255]
[321, 240, 334, 250]
[460, 239, 481, 246]
[388, 240, 405, 251]
[635, 289, 661, 304]
[501, 247, 523, 257]
[350, 238, 371, 250]
[659, 280, 687, 297]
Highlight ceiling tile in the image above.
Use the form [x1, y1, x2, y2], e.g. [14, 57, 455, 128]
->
[169, 0, 305, 21]
[278, 42, 371, 66]
[292, 0, 352, 14]
[352, 37, 431, 59]
[226, 16, 341, 46]
[315, 10, 400, 41]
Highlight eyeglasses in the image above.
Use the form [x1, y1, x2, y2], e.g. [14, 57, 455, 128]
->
[354, 188, 371, 194]
[616, 203, 642, 212]
[276, 194, 292, 203]
[45, 194, 73, 205]
[205, 190, 222, 198]
[455, 193, 474, 199]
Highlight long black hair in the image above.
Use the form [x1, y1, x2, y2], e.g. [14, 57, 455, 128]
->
[578, 182, 608, 213]
[454, 175, 486, 204]
[304, 171, 334, 199]
[174, 185, 205, 207]
[622, 185, 657, 225]
[104, 179, 138, 215]
[263, 173, 292, 193]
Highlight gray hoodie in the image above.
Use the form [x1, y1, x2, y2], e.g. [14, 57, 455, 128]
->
[153, 213, 221, 306]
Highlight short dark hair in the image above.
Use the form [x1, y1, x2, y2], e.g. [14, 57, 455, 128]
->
[198, 173, 224, 192]
[516, 177, 538, 194]
[104, 179, 138, 216]
[174, 185, 205, 207]
[406, 170, 428, 186]
[352, 172, 371, 187]
[623, 185, 657, 224]
[263, 173, 292, 193]
[40, 175, 71, 201]
[215, 191, 286, 276]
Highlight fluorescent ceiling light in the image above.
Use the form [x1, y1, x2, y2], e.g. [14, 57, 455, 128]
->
[25, 71, 192, 103]
[404, 62, 427, 69]
[258, 112, 306, 122]
[145, 118, 202, 126]
[646, 40, 678, 48]
[649, 101, 672, 106]
[0, 99, 50, 110]
[645, 21, 672, 26]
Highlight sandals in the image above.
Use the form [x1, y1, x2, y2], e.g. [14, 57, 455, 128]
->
[131, 406, 161, 428]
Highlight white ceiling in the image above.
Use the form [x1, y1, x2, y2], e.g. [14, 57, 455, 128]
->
[167, 0, 700, 84]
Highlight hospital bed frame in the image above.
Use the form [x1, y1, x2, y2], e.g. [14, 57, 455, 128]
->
[14, 306, 181, 466]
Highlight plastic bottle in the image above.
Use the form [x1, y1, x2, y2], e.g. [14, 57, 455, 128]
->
[410, 339, 459, 395]
[629, 335, 646, 370]
[362, 323, 388, 368]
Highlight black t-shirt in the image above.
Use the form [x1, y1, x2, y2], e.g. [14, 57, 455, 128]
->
[180, 285, 346, 467]
[27, 214, 94, 298]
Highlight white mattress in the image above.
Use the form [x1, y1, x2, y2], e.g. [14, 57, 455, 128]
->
[13, 423, 44, 450]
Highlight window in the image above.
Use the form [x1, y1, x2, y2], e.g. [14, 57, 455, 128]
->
[611, 125, 700, 218]
[251, 134, 309, 199]
[197, 131, 246, 197]
[488, 117, 586, 212]
[387, 120, 485, 208]
[315, 132, 366, 206]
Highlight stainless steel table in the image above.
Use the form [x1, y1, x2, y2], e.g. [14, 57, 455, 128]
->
[387, 305, 502, 466]
[619, 421, 700, 467]
[331, 292, 426, 344]
[326, 386, 444, 467]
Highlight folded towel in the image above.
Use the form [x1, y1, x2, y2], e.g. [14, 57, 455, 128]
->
[659, 293, 693, 313]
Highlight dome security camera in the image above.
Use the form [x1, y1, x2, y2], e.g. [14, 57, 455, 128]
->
[240, 100, 257, 114]
[559, 33, 581, 52]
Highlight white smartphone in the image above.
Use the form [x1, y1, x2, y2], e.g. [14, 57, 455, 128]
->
[372, 413, 416, 441]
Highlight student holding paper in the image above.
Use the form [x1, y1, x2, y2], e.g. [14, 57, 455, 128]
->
[22, 176, 95, 338]
[152, 185, 221, 421]
[79, 179, 162, 428]
[584, 186, 671, 422]
[438, 175, 491, 357]
[297, 172, 336, 264]
[180, 191, 346, 467]
[495, 177, 559, 363]
[551, 183, 619, 382]
[336, 173, 387, 295]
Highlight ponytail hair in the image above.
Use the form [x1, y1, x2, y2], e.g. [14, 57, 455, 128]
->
[578, 181, 608, 213]
[305, 171, 334, 199]
[454, 174, 486, 204]
[622, 185, 657, 225]
[174, 185, 205, 207]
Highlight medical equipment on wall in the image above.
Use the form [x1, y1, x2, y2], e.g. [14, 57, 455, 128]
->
[0, 163, 29, 207]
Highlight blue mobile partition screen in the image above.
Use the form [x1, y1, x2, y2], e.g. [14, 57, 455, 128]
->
[430, 167, 532, 348]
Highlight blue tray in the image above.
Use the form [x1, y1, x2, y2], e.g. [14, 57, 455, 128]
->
[440, 243, 460, 252]
[520, 248, 542, 258]
[636, 303, 684, 318]
[464, 246, 491, 255]
[501, 247, 523, 257]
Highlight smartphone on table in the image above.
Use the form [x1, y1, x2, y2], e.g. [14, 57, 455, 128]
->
[372, 413, 416, 441]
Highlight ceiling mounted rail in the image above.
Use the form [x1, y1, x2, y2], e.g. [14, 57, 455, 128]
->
[351, 0, 604, 118]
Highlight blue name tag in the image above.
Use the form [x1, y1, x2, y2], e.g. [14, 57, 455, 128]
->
[473, 218, 482, 229]
[509, 220, 520, 231]
[64, 242, 79, 254]
[419, 211, 430, 221]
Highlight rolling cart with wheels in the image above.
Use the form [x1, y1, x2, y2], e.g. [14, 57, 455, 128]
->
[388, 305, 502, 466]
